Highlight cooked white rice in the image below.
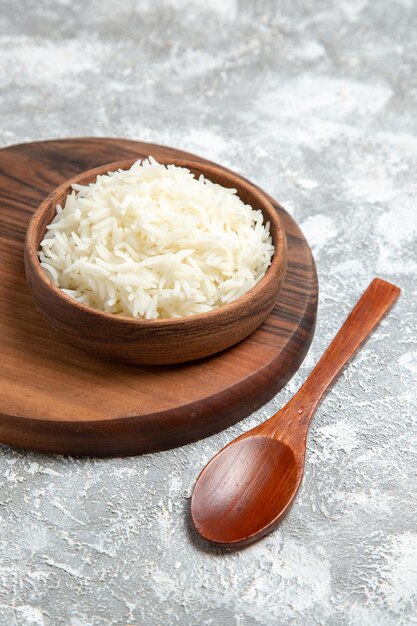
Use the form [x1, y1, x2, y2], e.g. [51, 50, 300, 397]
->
[38, 157, 275, 319]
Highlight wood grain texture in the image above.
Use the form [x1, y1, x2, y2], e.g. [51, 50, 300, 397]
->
[0, 138, 318, 456]
[25, 158, 288, 365]
[191, 279, 401, 546]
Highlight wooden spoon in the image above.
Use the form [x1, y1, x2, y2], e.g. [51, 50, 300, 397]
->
[191, 278, 400, 547]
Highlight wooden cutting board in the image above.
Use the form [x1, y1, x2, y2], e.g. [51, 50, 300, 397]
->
[0, 138, 318, 456]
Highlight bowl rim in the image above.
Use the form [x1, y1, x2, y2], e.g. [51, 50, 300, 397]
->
[25, 157, 287, 327]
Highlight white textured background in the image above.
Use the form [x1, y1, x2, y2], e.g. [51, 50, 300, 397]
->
[1, 1, 416, 625]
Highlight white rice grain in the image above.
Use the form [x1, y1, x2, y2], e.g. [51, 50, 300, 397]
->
[38, 158, 275, 319]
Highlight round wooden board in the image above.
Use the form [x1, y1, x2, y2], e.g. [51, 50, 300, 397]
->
[0, 138, 318, 456]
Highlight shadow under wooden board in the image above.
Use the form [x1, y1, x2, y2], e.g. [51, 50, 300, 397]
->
[0, 138, 318, 456]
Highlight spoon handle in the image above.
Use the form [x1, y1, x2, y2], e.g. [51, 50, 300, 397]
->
[284, 278, 400, 423]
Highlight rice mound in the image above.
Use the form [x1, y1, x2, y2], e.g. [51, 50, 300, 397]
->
[38, 158, 275, 319]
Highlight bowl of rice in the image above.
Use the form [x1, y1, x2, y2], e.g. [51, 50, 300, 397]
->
[25, 157, 287, 365]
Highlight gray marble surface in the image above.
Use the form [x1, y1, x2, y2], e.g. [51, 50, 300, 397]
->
[1, 1, 416, 625]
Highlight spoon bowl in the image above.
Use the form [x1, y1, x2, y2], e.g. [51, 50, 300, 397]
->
[191, 436, 302, 546]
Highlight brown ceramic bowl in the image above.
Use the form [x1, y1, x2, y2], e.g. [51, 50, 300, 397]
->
[25, 158, 287, 365]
